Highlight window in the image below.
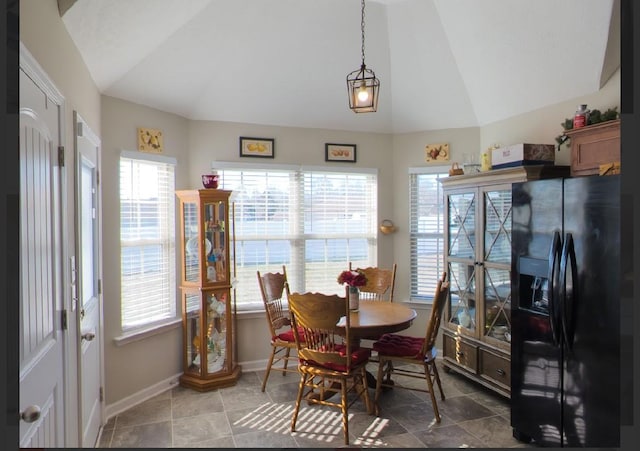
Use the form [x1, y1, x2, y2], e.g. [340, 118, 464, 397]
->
[217, 163, 378, 310]
[409, 167, 448, 301]
[120, 151, 176, 330]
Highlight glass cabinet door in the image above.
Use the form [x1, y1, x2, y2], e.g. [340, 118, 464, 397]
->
[182, 201, 200, 283]
[203, 200, 227, 284]
[484, 267, 511, 342]
[483, 189, 512, 264]
[446, 191, 477, 332]
[183, 290, 230, 376]
[184, 292, 202, 375]
[203, 290, 229, 375]
[447, 192, 476, 259]
[483, 188, 512, 344]
[448, 261, 476, 332]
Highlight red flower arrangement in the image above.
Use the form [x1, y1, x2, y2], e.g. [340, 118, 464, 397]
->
[337, 270, 367, 287]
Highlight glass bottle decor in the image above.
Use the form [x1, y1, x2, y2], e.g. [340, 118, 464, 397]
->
[348, 286, 360, 311]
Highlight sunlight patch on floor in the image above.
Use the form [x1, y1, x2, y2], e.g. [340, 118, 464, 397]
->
[230, 401, 397, 444]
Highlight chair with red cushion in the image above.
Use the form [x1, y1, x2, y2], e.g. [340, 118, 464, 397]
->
[372, 272, 450, 421]
[257, 266, 301, 392]
[289, 290, 372, 446]
[348, 262, 397, 302]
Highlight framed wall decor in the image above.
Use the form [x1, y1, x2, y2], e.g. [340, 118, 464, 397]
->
[425, 142, 449, 162]
[325, 143, 356, 162]
[138, 127, 164, 153]
[239, 137, 275, 158]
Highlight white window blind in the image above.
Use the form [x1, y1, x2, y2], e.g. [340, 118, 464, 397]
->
[120, 152, 176, 330]
[217, 164, 378, 310]
[409, 168, 448, 301]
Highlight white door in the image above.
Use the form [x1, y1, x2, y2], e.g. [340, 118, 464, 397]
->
[74, 111, 104, 447]
[19, 56, 66, 447]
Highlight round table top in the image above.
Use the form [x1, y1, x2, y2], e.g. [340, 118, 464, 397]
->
[338, 300, 417, 340]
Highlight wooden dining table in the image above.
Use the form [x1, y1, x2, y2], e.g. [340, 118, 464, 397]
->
[326, 300, 418, 391]
[336, 300, 417, 342]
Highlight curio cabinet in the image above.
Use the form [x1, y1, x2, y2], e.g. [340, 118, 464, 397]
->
[176, 189, 241, 391]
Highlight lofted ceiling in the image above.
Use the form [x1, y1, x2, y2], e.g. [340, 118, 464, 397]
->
[60, 0, 619, 134]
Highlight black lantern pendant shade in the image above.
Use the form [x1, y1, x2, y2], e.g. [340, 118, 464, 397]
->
[347, 0, 380, 113]
[347, 64, 380, 113]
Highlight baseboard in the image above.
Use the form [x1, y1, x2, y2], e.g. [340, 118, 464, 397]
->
[103, 359, 273, 419]
[237, 358, 270, 373]
[104, 373, 181, 421]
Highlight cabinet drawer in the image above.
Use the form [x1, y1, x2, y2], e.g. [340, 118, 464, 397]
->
[443, 334, 478, 373]
[479, 349, 510, 390]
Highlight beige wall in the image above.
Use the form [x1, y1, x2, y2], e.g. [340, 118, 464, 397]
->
[100, 96, 191, 404]
[390, 127, 481, 302]
[20, 0, 102, 441]
[481, 67, 621, 166]
[20, 0, 101, 136]
[20, 0, 621, 416]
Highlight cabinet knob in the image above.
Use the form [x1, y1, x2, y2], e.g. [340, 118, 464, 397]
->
[496, 369, 506, 376]
[456, 351, 464, 357]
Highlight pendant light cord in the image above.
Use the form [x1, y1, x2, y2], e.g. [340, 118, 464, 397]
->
[360, 0, 366, 67]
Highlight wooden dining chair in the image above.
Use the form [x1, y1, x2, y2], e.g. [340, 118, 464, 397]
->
[372, 272, 450, 421]
[288, 291, 373, 446]
[257, 266, 300, 392]
[348, 262, 397, 302]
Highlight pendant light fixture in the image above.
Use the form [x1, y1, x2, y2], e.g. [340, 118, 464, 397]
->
[346, 0, 380, 113]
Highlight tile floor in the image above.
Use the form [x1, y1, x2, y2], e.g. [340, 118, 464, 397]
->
[97, 362, 531, 448]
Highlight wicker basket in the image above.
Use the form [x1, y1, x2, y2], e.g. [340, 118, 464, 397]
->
[449, 163, 464, 176]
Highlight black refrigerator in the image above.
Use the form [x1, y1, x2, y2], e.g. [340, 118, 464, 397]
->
[510, 175, 620, 447]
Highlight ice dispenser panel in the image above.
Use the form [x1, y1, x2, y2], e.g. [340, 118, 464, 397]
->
[517, 256, 550, 314]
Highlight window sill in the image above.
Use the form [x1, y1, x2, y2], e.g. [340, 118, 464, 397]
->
[114, 318, 182, 346]
[398, 299, 434, 311]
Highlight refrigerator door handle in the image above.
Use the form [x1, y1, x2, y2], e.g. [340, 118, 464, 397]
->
[547, 230, 562, 346]
[559, 232, 577, 350]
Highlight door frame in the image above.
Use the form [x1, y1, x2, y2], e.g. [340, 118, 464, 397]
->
[73, 110, 105, 446]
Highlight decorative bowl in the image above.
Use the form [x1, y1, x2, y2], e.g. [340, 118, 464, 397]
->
[202, 174, 219, 189]
[379, 219, 396, 234]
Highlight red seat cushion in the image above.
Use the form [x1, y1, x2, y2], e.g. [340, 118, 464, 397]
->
[275, 326, 305, 343]
[373, 333, 424, 358]
[302, 345, 371, 372]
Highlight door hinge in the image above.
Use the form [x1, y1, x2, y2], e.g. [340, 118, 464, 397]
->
[61, 309, 68, 330]
[58, 146, 65, 167]
[96, 169, 100, 186]
[99, 387, 104, 402]
[97, 279, 102, 295]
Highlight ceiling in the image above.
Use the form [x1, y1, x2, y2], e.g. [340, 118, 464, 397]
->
[60, 0, 619, 134]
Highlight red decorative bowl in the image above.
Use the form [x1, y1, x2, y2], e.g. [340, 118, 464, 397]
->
[202, 174, 219, 189]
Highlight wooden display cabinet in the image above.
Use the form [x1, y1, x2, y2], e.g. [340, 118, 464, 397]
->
[564, 119, 620, 177]
[176, 189, 241, 391]
[440, 165, 569, 398]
